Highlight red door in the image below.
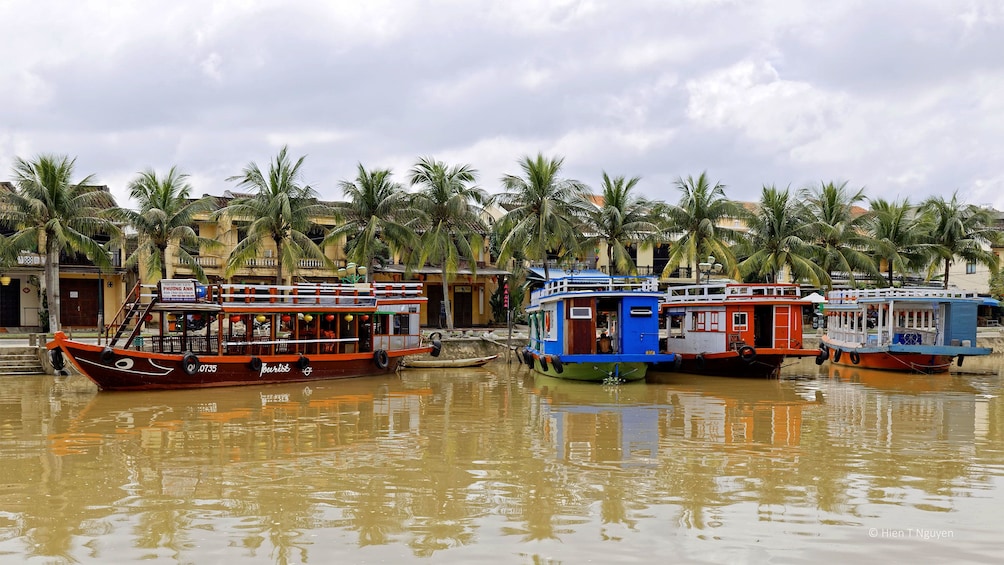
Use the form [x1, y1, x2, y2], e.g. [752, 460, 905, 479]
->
[60, 279, 99, 327]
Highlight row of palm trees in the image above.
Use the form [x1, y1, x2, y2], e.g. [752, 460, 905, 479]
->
[2, 148, 1000, 332]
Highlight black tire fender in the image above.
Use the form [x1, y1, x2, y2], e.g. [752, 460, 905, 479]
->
[522, 348, 533, 367]
[696, 354, 705, 370]
[673, 354, 683, 370]
[297, 355, 311, 370]
[100, 346, 115, 365]
[515, 348, 524, 365]
[849, 351, 860, 365]
[50, 348, 65, 371]
[429, 331, 443, 342]
[374, 349, 390, 369]
[249, 356, 262, 371]
[739, 345, 756, 363]
[431, 340, 442, 358]
[539, 354, 549, 372]
[551, 356, 563, 374]
[957, 355, 965, 367]
[832, 349, 842, 363]
[181, 352, 199, 375]
[815, 353, 826, 365]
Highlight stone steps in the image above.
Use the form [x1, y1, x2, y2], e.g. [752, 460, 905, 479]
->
[0, 351, 45, 375]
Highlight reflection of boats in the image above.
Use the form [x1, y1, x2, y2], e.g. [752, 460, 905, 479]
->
[825, 364, 980, 394]
[521, 275, 678, 382]
[49, 279, 439, 391]
[399, 354, 499, 369]
[51, 376, 434, 457]
[821, 288, 992, 373]
[656, 282, 821, 377]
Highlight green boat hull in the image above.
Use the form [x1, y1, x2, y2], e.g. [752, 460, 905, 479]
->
[528, 359, 648, 382]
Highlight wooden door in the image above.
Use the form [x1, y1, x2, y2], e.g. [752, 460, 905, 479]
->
[60, 279, 99, 327]
[0, 278, 20, 327]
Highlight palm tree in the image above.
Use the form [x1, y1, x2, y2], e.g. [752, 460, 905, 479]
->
[0, 154, 118, 332]
[327, 163, 415, 276]
[920, 192, 1001, 289]
[737, 185, 828, 286]
[407, 157, 489, 330]
[803, 181, 880, 289]
[113, 166, 222, 282]
[580, 172, 661, 275]
[865, 198, 931, 286]
[659, 171, 743, 284]
[217, 146, 334, 285]
[492, 153, 591, 281]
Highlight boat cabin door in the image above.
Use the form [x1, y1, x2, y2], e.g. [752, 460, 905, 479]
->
[754, 305, 774, 348]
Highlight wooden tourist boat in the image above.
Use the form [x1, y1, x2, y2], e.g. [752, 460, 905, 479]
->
[47, 279, 441, 391]
[820, 287, 993, 373]
[656, 282, 821, 377]
[519, 275, 679, 382]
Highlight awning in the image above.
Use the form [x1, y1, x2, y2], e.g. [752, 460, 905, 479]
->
[801, 292, 826, 303]
[983, 297, 1000, 307]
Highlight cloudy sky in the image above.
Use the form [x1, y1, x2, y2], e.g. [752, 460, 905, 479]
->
[2, 0, 1003, 211]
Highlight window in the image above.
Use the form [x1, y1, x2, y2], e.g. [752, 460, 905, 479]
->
[966, 261, 976, 274]
[732, 312, 748, 331]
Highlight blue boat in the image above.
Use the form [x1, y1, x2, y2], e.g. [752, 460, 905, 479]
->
[519, 275, 679, 382]
[820, 287, 994, 373]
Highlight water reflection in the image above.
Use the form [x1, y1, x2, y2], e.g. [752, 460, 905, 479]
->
[0, 361, 1001, 563]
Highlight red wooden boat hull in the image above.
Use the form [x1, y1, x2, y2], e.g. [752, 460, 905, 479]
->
[662, 348, 821, 378]
[49, 332, 432, 391]
[829, 351, 954, 373]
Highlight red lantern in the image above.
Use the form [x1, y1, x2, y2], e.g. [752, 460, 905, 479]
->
[281, 314, 291, 323]
[230, 315, 241, 323]
[144, 314, 153, 322]
[193, 313, 202, 321]
[360, 315, 369, 321]
[325, 314, 335, 322]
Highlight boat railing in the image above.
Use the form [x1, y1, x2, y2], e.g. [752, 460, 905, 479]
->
[664, 282, 803, 303]
[132, 331, 424, 356]
[531, 276, 659, 302]
[828, 287, 980, 304]
[828, 326, 937, 347]
[139, 281, 425, 307]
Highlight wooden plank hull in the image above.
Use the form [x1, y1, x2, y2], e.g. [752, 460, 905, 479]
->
[49, 332, 432, 391]
[400, 355, 499, 369]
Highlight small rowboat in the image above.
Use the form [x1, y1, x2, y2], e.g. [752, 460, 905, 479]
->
[399, 354, 499, 369]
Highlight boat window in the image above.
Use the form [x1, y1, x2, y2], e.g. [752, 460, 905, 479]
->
[732, 312, 748, 331]
[668, 314, 685, 338]
[569, 306, 592, 319]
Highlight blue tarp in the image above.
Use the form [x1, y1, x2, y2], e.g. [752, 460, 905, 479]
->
[527, 267, 609, 281]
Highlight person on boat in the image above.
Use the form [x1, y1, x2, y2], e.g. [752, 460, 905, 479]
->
[598, 332, 612, 353]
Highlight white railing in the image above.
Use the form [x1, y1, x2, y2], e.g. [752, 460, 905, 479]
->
[828, 287, 980, 304]
[531, 276, 660, 304]
[665, 282, 803, 303]
[140, 281, 426, 306]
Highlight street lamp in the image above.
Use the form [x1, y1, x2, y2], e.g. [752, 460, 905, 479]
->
[697, 255, 722, 284]
[338, 262, 368, 283]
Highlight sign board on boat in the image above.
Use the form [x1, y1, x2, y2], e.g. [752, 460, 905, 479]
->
[159, 279, 198, 302]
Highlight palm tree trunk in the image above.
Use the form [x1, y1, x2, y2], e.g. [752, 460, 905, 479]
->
[943, 257, 951, 289]
[887, 263, 894, 287]
[46, 243, 60, 333]
[159, 243, 170, 279]
[275, 238, 284, 286]
[607, 246, 614, 275]
[441, 269, 453, 330]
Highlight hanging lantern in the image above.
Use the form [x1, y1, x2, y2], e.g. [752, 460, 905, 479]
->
[230, 315, 241, 324]
[255, 314, 267, 324]
[303, 314, 313, 323]
[360, 315, 369, 321]
[297, 313, 305, 320]
[281, 314, 291, 323]
[144, 314, 153, 322]
[325, 313, 335, 322]
[344, 314, 354, 322]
